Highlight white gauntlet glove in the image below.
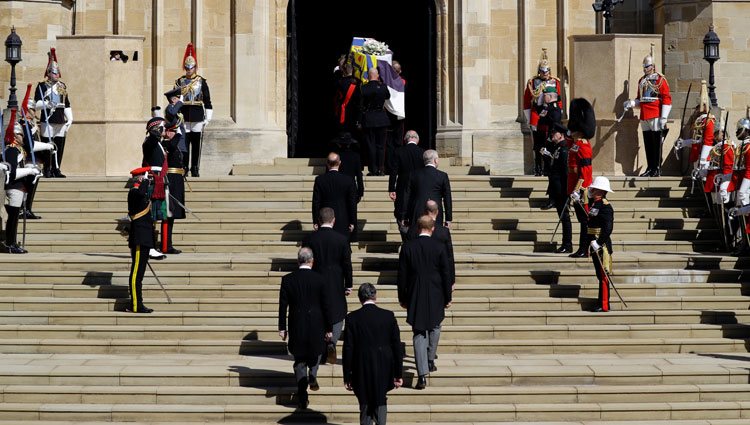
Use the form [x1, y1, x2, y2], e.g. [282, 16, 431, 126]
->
[63, 108, 74, 132]
[623, 99, 637, 110]
[590, 240, 601, 251]
[570, 190, 581, 203]
[203, 108, 213, 127]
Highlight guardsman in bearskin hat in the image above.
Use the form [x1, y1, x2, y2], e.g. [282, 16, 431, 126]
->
[585, 176, 615, 312]
[3, 109, 42, 253]
[142, 117, 169, 260]
[174, 43, 212, 177]
[523, 48, 563, 176]
[34, 47, 72, 178]
[624, 44, 672, 177]
[566, 98, 595, 258]
[127, 166, 156, 313]
[160, 95, 187, 255]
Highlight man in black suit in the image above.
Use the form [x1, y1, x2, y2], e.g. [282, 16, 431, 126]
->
[360, 67, 391, 176]
[333, 132, 364, 203]
[343, 283, 403, 425]
[312, 152, 358, 241]
[408, 200, 456, 286]
[401, 149, 453, 233]
[397, 216, 452, 390]
[278, 247, 332, 409]
[303, 207, 353, 365]
[389, 130, 424, 240]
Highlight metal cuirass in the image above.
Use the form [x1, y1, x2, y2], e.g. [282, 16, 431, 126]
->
[179, 77, 203, 104]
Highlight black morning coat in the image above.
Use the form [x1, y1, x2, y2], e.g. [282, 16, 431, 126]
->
[312, 170, 357, 240]
[337, 149, 365, 202]
[407, 223, 456, 284]
[360, 80, 391, 128]
[586, 198, 614, 253]
[303, 227, 353, 324]
[402, 165, 453, 227]
[397, 235, 452, 331]
[343, 303, 404, 407]
[127, 179, 154, 249]
[547, 142, 568, 201]
[278, 268, 332, 359]
[388, 142, 424, 218]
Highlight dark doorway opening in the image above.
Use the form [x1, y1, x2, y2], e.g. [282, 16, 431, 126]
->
[287, 0, 437, 158]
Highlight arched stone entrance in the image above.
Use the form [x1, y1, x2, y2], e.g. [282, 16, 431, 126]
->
[286, 0, 440, 158]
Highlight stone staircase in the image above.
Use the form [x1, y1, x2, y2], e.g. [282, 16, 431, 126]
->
[0, 162, 749, 424]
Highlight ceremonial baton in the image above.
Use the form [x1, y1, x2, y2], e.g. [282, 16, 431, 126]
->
[590, 245, 628, 308]
[147, 262, 173, 303]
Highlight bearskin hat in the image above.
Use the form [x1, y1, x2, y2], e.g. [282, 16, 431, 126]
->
[567, 98, 596, 139]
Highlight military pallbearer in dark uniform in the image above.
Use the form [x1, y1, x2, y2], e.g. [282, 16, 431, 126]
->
[126, 167, 156, 313]
[161, 96, 186, 254]
[545, 123, 572, 253]
[34, 47, 72, 178]
[584, 176, 615, 312]
[174, 43, 212, 177]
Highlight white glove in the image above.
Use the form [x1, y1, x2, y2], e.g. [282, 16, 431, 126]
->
[673, 139, 684, 150]
[698, 159, 709, 171]
[659, 117, 668, 130]
[0, 162, 9, 172]
[623, 99, 636, 110]
[700, 144, 712, 161]
[530, 125, 537, 132]
[570, 190, 581, 203]
[14, 166, 40, 179]
[714, 173, 731, 185]
[63, 108, 73, 132]
[590, 240, 601, 251]
[203, 108, 213, 127]
[729, 207, 740, 218]
[539, 147, 551, 157]
[523, 109, 531, 126]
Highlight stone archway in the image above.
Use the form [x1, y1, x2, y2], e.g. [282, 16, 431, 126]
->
[284, 0, 445, 158]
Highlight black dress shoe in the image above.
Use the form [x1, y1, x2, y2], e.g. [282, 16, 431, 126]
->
[568, 250, 587, 258]
[190, 167, 200, 177]
[21, 210, 42, 219]
[136, 305, 154, 313]
[414, 375, 427, 390]
[639, 169, 653, 177]
[428, 361, 437, 372]
[52, 169, 67, 178]
[8, 244, 28, 254]
[652, 168, 661, 177]
[297, 397, 309, 410]
[308, 375, 319, 391]
[165, 247, 182, 254]
[555, 246, 573, 254]
[540, 201, 555, 210]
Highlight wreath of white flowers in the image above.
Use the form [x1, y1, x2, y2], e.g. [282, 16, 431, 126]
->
[362, 39, 389, 56]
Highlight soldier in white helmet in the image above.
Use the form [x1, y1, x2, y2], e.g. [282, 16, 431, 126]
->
[584, 176, 614, 312]
[624, 44, 672, 177]
[34, 47, 72, 178]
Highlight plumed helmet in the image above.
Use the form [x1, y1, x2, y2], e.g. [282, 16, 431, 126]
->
[3, 109, 19, 144]
[694, 113, 711, 130]
[45, 47, 61, 78]
[537, 48, 550, 73]
[182, 43, 197, 71]
[642, 43, 655, 69]
[736, 118, 750, 136]
[567, 98, 596, 139]
[698, 80, 709, 113]
[20, 83, 33, 118]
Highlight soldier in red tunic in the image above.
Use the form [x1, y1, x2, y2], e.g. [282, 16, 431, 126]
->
[728, 118, 750, 254]
[624, 44, 672, 177]
[566, 99, 595, 258]
[523, 48, 563, 176]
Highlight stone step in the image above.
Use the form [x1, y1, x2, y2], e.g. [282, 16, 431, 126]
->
[1, 353, 748, 387]
[2, 383, 748, 405]
[19, 239, 721, 254]
[32, 206, 708, 220]
[1, 421, 749, 425]
[21, 228, 719, 242]
[3, 295, 748, 314]
[0, 400, 746, 422]
[24, 217, 717, 232]
[0, 252, 742, 272]
[2, 309, 749, 327]
[232, 163, 491, 175]
[0, 323, 745, 342]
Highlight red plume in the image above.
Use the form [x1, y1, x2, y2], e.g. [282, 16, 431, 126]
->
[44, 47, 61, 78]
[4, 109, 17, 144]
[182, 43, 197, 70]
[21, 84, 32, 117]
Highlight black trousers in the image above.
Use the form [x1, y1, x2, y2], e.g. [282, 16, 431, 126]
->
[532, 130, 548, 174]
[364, 126, 388, 174]
[129, 245, 150, 312]
[385, 119, 404, 175]
[4, 205, 20, 246]
[642, 130, 662, 172]
[554, 194, 572, 248]
[573, 201, 588, 252]
[52, 136, 66, 168]
[359, 403, 388, 425]
[184, 132, 202, 171]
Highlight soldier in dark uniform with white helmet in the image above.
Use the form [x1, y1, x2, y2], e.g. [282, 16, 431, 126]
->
[174, 43, 212, 177]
